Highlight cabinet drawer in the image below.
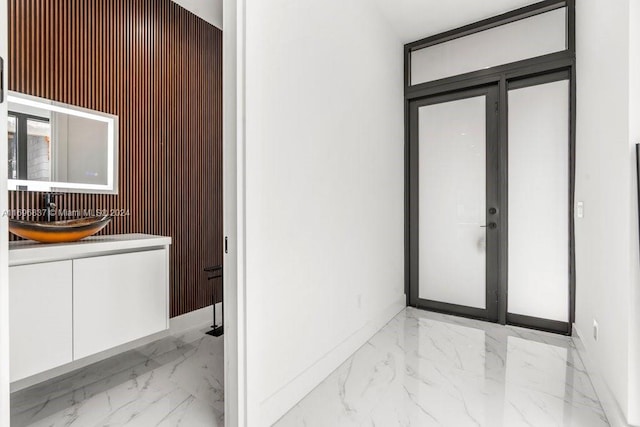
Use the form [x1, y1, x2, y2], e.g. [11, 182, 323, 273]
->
[73, 249, 168, 360]
[9, 261, 73, 382]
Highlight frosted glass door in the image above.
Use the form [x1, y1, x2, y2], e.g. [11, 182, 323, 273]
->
[508, 79, 569, 323]
[410, 76, 570, 329]
[417, 89, 498, 317]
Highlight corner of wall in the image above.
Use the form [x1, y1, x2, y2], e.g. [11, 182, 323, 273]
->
[626, 0, 640, 423]
[573, 325, 633, 427]
[575, 0, 634, 421]
[259, 295, 406, 427]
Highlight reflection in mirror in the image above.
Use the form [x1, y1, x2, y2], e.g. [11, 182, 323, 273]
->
[6, 92, 118, 194]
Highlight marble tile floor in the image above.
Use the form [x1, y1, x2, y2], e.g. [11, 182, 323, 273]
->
[276, 307, 609, 427]
[11, 325, 224, 427]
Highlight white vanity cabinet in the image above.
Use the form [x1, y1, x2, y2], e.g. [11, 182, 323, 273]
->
[9, 261, 73, 382]
[73, 249, 168, 359]
[9, 234, 171, 383]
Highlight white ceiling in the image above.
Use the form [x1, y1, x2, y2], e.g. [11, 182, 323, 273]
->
[169, 1, 545, 40]
[171, 0, 222, 29]
[372, 0, 542, 43]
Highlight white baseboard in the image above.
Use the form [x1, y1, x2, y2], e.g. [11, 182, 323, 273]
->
[573, 324, 633, 427]
[11, 304, 221, 392]
[260, 295, 406, 426]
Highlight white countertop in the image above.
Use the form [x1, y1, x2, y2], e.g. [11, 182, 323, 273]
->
[9, 233, 172, 266]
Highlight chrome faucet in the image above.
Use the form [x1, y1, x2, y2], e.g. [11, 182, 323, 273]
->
[41, 193, 59, 222]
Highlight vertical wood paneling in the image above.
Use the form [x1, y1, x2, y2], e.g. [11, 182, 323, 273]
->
[7, 0, 223, 317]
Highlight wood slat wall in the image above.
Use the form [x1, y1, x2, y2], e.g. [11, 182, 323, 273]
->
[7, 0, 223, 317]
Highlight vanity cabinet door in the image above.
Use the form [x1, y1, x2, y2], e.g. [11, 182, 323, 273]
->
[73, 249, 168, 360]
[9, 261, 73, 382]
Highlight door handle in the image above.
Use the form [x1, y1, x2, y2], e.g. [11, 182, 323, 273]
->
[480, 223, 497, 229]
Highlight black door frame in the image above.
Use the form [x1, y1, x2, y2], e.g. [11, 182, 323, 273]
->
[404, 0, 576, 335]
[504, 70, 573, 335]
[408, 85, 501, 322]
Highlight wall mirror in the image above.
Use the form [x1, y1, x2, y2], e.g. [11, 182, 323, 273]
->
[7, 91, 118, 194]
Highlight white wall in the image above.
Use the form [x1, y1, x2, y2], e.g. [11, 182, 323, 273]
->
[242, 0, 405, 424]
[575, 0, 640, 424]
[222, 0, 243, 424]
[628, 0, 640, 424]
[0, 0, 9, 425]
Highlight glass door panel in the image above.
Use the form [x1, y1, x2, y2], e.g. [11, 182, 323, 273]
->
[507, 79, 569, 323]
[418, 96, 487, 309]
[409, 76, 571, 331]
[410, 85, 499, 321]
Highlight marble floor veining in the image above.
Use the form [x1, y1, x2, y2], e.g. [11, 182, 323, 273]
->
[11, 326, 224, 427]
[11, 308, 609, 427]
[275, 308, 609, 427]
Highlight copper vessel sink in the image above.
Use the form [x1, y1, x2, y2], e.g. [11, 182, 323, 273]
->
[9, 216, 112, 243]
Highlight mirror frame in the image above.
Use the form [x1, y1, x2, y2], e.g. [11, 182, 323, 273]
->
[7, 91, 119, 194]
